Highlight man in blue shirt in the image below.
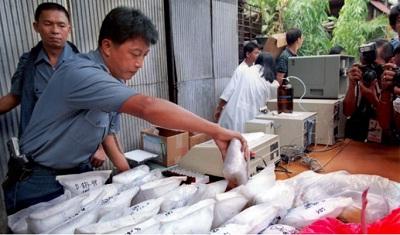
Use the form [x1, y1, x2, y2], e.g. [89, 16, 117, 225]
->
[1, 3, 110, 214]
[0, 3, 78, 135]
[4, 7, 249, 214]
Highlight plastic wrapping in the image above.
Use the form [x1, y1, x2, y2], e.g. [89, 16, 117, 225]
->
[56, 170, 111, 196]
[222, 139, 248, 186]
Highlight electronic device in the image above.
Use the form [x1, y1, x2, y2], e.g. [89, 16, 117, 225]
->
[178, 133, 280, 177]
[256, 111, 316, 148]
[288, 55, 354, 99]
[244, 119, 274, 134]
[267, 99, 342, 145]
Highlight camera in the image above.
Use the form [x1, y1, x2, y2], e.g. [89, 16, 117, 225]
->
[359, 42, 383, 86]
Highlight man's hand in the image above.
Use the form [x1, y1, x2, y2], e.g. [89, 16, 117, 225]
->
[359, 79, 379, 106]
[381, 63, 396, 91]
[347, 64, 362, 85]
[90, 145, 106, 168]
[212, 126, 249, 161]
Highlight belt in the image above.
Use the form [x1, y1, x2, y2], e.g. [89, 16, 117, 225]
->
[28, 161, 92, 175]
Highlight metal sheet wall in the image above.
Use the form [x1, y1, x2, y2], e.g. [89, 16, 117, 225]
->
[212, 0, 238, 103]
[169, 0, 214, 120]
[169, 0, 238, 120]
[0, 0, 167, 173]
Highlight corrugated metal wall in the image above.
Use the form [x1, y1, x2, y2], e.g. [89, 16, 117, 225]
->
[0, 0, 167, 174]
[169, 0, 215, 120]
[212, 0, 239, 104]
[169, 0, 238, 121]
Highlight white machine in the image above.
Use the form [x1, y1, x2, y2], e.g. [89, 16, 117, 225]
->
[267, 99, 342, 145]
[178, 133, 280, 177]
[256, 111, 316, 148]
[244, 119, 274, 134]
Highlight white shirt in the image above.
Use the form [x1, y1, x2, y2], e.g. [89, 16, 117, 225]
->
[218, 64, 279, 132]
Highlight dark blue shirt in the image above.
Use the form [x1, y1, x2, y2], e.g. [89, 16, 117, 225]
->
[276, 47, 297, 78]
[20, 50, 137, 169]
[10, 42, 78, 135]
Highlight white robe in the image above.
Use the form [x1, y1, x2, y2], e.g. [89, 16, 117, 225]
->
[218, 65, 279, 132]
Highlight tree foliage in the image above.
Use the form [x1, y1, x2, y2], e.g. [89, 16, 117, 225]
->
[247, 0, 392, 57]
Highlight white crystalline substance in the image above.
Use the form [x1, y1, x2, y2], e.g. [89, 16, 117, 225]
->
[77, 197, 163, 234]
[8, 193, 69, 233]
[159, 199, 216, 234]
[212, 191, 249, 228]
[132, 176, 186, 204]
[280, 197, 353, 228]
[187, 180, 228, 206]
[226, 203, 279, 234]
[112, 165, 150, 185]
[106, 218, 160, 234]
[261, 224, 298, 234]
[222, 138, 248, 185]
[56, 170, 112, 196]
[98, 197, 163, 223]
[160, 184, 198, 212]
[210, 223, 252, 234]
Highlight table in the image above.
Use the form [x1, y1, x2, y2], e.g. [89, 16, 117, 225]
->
[276, 139, 400, 182]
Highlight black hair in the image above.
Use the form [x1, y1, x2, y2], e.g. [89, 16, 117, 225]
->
[389, 4, 400, 28]
[286, 28, 302, 46]
[243, 41, 259, 56]
[98, 7, 159, 47]
[374, 38, 394, 63]
[255, 52, 276, 83]
[34, 2, 70, 22]
[329, 45, 345, 55]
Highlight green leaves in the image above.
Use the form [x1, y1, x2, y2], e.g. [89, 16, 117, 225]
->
[247, 0, 393, 57]
[282, 0, 331, 55]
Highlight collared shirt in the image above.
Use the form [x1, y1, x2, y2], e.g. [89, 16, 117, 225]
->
[32, 45, 75, 98]
[10, 42, 77, 135]
[20, 49, 137, 169]
[276, 47, 297, 77]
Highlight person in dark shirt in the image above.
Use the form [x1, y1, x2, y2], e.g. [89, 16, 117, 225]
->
[275, 28, 303, 83]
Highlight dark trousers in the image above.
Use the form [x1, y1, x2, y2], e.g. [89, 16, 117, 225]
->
[3, 161, 92, 215]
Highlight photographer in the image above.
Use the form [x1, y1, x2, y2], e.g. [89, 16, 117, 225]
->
[344, 39, 395, 143]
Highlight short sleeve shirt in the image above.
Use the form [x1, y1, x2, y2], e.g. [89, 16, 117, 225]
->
[276, 48, 296, 77]
[20, 49, 137, 169]
[9, 43, 77, 135]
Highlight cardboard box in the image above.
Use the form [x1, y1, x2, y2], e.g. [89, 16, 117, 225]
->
[189, 132, 211, 149]
[263, 33, 287, 59]
[141, 127, 189, 167]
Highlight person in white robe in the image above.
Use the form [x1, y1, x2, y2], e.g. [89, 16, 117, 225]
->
[216, 52, 279, 132]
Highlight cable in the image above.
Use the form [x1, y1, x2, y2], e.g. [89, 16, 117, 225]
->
[286, 75, 308, 112]
[310, 138, 345, 153]
[280, 145, 305, 163]
[300, 155, 324, 172]
[318, 139, 351, 170]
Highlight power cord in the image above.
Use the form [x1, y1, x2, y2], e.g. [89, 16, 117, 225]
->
[280, 145, 305, 163]
[286, 75, 308, 112]
[300, 155, 324, 172]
